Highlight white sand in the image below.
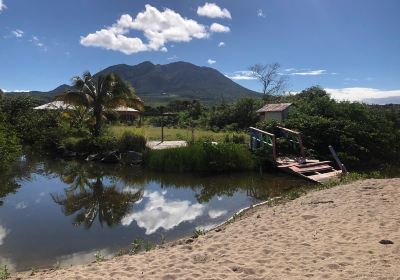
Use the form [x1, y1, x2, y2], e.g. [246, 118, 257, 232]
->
[15, 178, 400, 279]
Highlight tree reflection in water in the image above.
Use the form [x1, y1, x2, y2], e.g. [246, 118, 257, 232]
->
[52, 162, 144, 229]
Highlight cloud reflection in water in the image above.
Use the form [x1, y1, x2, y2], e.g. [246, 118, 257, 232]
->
[122, 191, 204, 234]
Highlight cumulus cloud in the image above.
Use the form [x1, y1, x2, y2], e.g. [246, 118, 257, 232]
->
[197, 2, 231, 19]
[207, 59, 216, 65]
[225, 71, 257, 80]
[257, 9, 266, 18]
[325, 87, 400, 102]
[0, 0, 6, 11]
[218, 41, 225, 47]
[30, 36, 47, 50]
[15, 201, 27, 209]
[12, 29, 24, 38]
[121, 191, 204, 235]
[208, 209, 228, 219]
[0, 225, 9, 245]
[210, 23, 230, 33]
[81, 5, 208, 55]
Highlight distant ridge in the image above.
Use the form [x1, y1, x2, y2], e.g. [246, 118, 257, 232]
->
[5, 61, 259, 105]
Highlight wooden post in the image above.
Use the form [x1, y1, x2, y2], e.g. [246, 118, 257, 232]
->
[161, 115, 164, 143]
[298, 134, 305, 159]
[272, 135, 277, 163]
[329, 145, 347, 173]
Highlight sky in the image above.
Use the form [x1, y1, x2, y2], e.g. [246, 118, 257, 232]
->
[0, 0, 399, 102]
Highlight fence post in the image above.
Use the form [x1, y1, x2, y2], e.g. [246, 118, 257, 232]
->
[329, 145, 347, 173]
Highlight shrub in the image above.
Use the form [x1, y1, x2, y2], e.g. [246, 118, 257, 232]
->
[118, 131, 146, 152]
[0, 122, 21, 170]
[145, 141, 253, 173]
[61, 135, 118, 154]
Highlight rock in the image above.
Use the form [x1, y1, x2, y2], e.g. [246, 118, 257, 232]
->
[215, 228, 222, 232]
[185, 238, 194, 244]
[62, 150, 77, 158]
[86, 153, 103, 162]
[379, 239, 394, 245]
[101, 151, 121, 164]
[122, 151, 143, 165]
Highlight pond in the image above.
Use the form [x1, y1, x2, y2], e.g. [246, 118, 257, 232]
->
[0, 152, 309, 272]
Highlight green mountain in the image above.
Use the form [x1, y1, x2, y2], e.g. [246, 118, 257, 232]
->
[5, 61, 259, 105]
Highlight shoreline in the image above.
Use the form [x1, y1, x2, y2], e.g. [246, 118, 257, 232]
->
[13, 178, 400, 279]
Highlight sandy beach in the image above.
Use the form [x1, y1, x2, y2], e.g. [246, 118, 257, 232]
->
[14, 178, 400, 280]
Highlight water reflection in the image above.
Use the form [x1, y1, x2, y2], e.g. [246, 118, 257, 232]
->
[0, 152, 309, 271]
[51, 163, 144, 229]
[122, 190, 204, 234]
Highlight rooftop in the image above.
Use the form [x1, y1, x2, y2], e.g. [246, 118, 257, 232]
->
[256, 103, 292, 113]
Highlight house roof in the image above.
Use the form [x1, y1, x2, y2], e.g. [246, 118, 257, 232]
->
[33, 101, 71, 110]
[34, 101, 139, 113]
[256, 103, 292, 113]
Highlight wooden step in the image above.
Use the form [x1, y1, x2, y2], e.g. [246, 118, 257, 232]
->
[307, 170, 342, 183]
[296, 161, 332, 168]
[290, 165, 334, 173]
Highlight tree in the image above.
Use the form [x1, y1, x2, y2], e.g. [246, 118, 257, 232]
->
[249, 63, 287, 97]
[57, 72, 143, 136]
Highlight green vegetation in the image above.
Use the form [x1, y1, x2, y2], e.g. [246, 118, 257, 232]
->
[261, 87, 400, 169]
[57, 72, 143, 136]
[192, 228, 206, 238]
[94, 251, 105, 262]
[1, 79, 399, 174]
[145, 141, 254, 173]
[0, 265, 10, 280]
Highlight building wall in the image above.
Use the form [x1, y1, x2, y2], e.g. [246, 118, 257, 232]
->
[259, 107, 291, 122]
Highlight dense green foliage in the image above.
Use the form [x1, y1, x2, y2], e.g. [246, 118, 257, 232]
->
[61, 131, 146, 154]
[57, 72, 143, 136]
[0, 122, 21, 170]
[145, 142, 254, 172]
[258, 87, 400, 169]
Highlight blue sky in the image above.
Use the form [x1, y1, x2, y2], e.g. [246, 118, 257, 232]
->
[0, 0, 399, 101]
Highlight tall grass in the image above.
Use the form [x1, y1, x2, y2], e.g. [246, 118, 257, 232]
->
[108, 125, 249, 143]
[145, 142, 254, 173]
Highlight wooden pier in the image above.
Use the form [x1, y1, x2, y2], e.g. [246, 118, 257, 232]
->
[249, 126, 345, 184]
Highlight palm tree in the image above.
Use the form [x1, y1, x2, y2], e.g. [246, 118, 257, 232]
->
[52, 174, 144, 229]
[57, 72, 143, 136]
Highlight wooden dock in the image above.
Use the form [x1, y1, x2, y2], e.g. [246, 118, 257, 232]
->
[249, 127, 345, 184]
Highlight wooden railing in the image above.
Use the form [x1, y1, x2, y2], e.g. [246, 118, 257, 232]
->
[249, 127, 277, 162]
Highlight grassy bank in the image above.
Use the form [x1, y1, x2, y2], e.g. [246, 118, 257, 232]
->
[108, 125, 248, 143]
[144, 141, 254, 172]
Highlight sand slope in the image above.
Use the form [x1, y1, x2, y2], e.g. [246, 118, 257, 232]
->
[15, 178, 400, 279]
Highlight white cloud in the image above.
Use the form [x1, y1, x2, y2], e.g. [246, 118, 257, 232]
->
[167, 54, 178, 60]
[0, 0, 6, 11]
[0, 225, 9, 245]
[29, 36, 47, 50]
[257, 9, 266, 18]
[218, 41, 225, 47]
[81, 5, 208, 55]
[325, 87, 400, 102]
[225, 70, 257, 80]
[12, 29, 24, 38]
[197, 3, 231, 19]
[121, 191, 204, 235]
[207, 59, 216, 65]
[208, 209, 228, 219]
[210, 23, 230, 33]
[15, 201, 27, 209]
[290, 69, 326, 76]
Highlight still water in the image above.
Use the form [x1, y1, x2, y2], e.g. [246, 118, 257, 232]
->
[0, 152, 308, 272]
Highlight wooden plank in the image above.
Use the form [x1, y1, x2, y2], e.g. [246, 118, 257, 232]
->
[307, 170, 342, 182]
[290, 165, 334, 173]
[249, 127, 275, 137]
